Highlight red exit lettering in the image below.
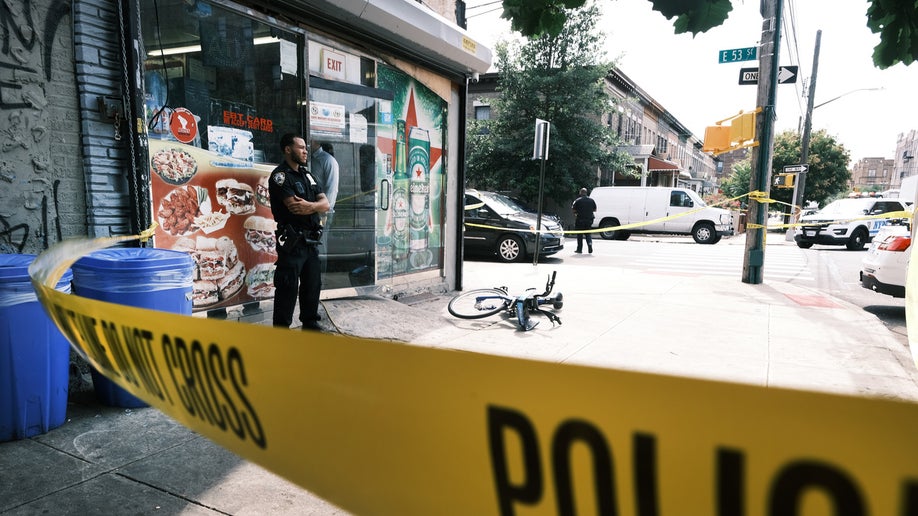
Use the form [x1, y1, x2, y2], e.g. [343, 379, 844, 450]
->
[326, 57, 342, 72]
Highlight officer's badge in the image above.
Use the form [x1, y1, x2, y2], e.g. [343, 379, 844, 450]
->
[271, 171, 286, 185]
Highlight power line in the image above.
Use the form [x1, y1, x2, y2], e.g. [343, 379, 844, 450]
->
[467, 0, 502, 10]
[467, 5, 503, 19]
[782, 0, 806, 120]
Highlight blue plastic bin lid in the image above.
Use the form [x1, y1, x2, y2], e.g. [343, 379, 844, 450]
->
[0, 254, 72, 287]
[71, 248, 194, 292]
[73, 248, 193, 273]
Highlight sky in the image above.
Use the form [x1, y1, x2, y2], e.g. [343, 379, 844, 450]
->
[464, 0, 918, 163]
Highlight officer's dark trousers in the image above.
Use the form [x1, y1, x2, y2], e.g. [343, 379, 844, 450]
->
[273, 243, 321, 328]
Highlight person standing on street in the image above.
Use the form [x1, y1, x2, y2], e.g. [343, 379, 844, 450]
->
[572, 187, 596, 254]
[269, 133, 330, 331]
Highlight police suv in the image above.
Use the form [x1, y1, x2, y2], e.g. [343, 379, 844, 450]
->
[794, 198, 909, 250]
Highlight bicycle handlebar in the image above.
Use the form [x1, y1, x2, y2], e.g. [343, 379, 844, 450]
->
[539, 271, 557, 297]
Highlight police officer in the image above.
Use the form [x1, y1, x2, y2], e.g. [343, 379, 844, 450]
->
[572, 187, 596, 254]
[269, 133, 330, 330]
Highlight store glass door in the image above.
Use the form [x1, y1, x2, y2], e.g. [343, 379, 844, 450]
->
[308, 81, 390, 290]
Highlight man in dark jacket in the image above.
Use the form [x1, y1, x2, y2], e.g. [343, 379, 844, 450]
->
[572, 188, 596, 254]
[269, 133, 330, 330]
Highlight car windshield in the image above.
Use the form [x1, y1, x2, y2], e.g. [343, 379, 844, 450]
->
[481, 192, 527, 215]
[817, 199, 875, 217]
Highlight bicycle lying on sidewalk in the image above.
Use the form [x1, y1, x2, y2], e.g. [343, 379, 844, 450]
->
[447, 271, 563, 331]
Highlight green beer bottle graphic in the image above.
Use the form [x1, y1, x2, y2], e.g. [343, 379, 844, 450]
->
[390, 120, 410, 273]
[408, 126, 431, 269]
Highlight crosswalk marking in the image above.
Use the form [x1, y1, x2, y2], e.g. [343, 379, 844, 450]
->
[628, 244, 815, 283]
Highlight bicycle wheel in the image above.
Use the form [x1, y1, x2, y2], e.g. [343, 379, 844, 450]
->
[448, 288, 509, 319]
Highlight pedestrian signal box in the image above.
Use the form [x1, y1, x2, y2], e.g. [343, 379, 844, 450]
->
[774, 173, 795, 189]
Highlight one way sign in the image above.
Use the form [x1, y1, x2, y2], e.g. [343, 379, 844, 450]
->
[738, 66, 798, 85]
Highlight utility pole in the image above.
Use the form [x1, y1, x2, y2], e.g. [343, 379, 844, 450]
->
[743, 0, 783, 284]
[793, 30, 822, 215]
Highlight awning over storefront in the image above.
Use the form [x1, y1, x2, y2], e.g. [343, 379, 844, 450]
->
[647, 156, 680, 172]
[274, 0, 492, 76]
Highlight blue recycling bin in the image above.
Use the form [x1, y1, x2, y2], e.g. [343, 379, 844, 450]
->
[71, 248, 194, 408]
[0, 254, 73, 441]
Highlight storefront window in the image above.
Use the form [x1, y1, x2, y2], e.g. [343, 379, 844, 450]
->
[141, 0, 303, 311]
[139, 0, 451, 310]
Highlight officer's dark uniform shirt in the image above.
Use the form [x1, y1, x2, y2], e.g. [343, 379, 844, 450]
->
[268, 162, 324, 232]
[572, 195, 597, 223]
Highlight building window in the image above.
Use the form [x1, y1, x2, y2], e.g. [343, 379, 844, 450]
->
[474, 105, 491, 120]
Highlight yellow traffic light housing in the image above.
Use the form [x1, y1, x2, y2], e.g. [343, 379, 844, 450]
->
[702, 125, 731, 154]
[730, 111, 756, 144]
[702, 108, 762, 156]
[774, 173, 795, 189]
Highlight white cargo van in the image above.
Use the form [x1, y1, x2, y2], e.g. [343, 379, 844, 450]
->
[589, 187, 734, 244]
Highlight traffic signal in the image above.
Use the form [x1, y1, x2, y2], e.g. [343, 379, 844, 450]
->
[730, 111, 756, 144]
[774, 173, 795, 189]
[703, 108, 761, 155]
[702, 125, 731, 153]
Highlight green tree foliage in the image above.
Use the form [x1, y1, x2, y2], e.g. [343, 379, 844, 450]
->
[466, 2, 632, 204]
[719, 158, 752, 206]
[501, 0, 918, 69]
[770, 130, 852, 210]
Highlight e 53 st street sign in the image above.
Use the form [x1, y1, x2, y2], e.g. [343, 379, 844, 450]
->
[719, 47, 757, 63]
[738, 66, 799, 85]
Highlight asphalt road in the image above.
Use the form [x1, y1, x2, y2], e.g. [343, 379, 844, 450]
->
[797, 241, 908, 346]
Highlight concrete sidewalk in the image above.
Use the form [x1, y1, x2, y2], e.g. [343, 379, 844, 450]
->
[3, 236, 918, 515]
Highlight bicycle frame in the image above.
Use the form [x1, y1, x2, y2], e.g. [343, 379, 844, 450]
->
[448, 272, 563, 331]
[514, 271, 562, 330]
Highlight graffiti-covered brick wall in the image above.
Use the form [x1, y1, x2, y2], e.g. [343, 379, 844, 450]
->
[0, 0, 87, 254]
[0, 0, 134, 254]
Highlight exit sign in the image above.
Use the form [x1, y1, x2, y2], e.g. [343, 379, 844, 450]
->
[719, 47, 757, 63]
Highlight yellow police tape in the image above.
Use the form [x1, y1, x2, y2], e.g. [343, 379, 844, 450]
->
[467, 189, 914, 237]
[29, 234, 918, 515]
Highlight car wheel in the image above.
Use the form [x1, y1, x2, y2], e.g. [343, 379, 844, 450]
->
[496, 235, 524, 262]
[599, 218, 620, 240]
[847, 227, 868, 250]
[797, 241, 814, 249]
[692, 222, 717, 244]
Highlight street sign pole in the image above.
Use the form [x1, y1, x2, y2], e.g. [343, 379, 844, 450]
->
[782, 164, 809, 241]
[532, 119, 550, 266]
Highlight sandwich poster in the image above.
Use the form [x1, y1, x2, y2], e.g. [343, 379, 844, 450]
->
[149, 137, 277, 313]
